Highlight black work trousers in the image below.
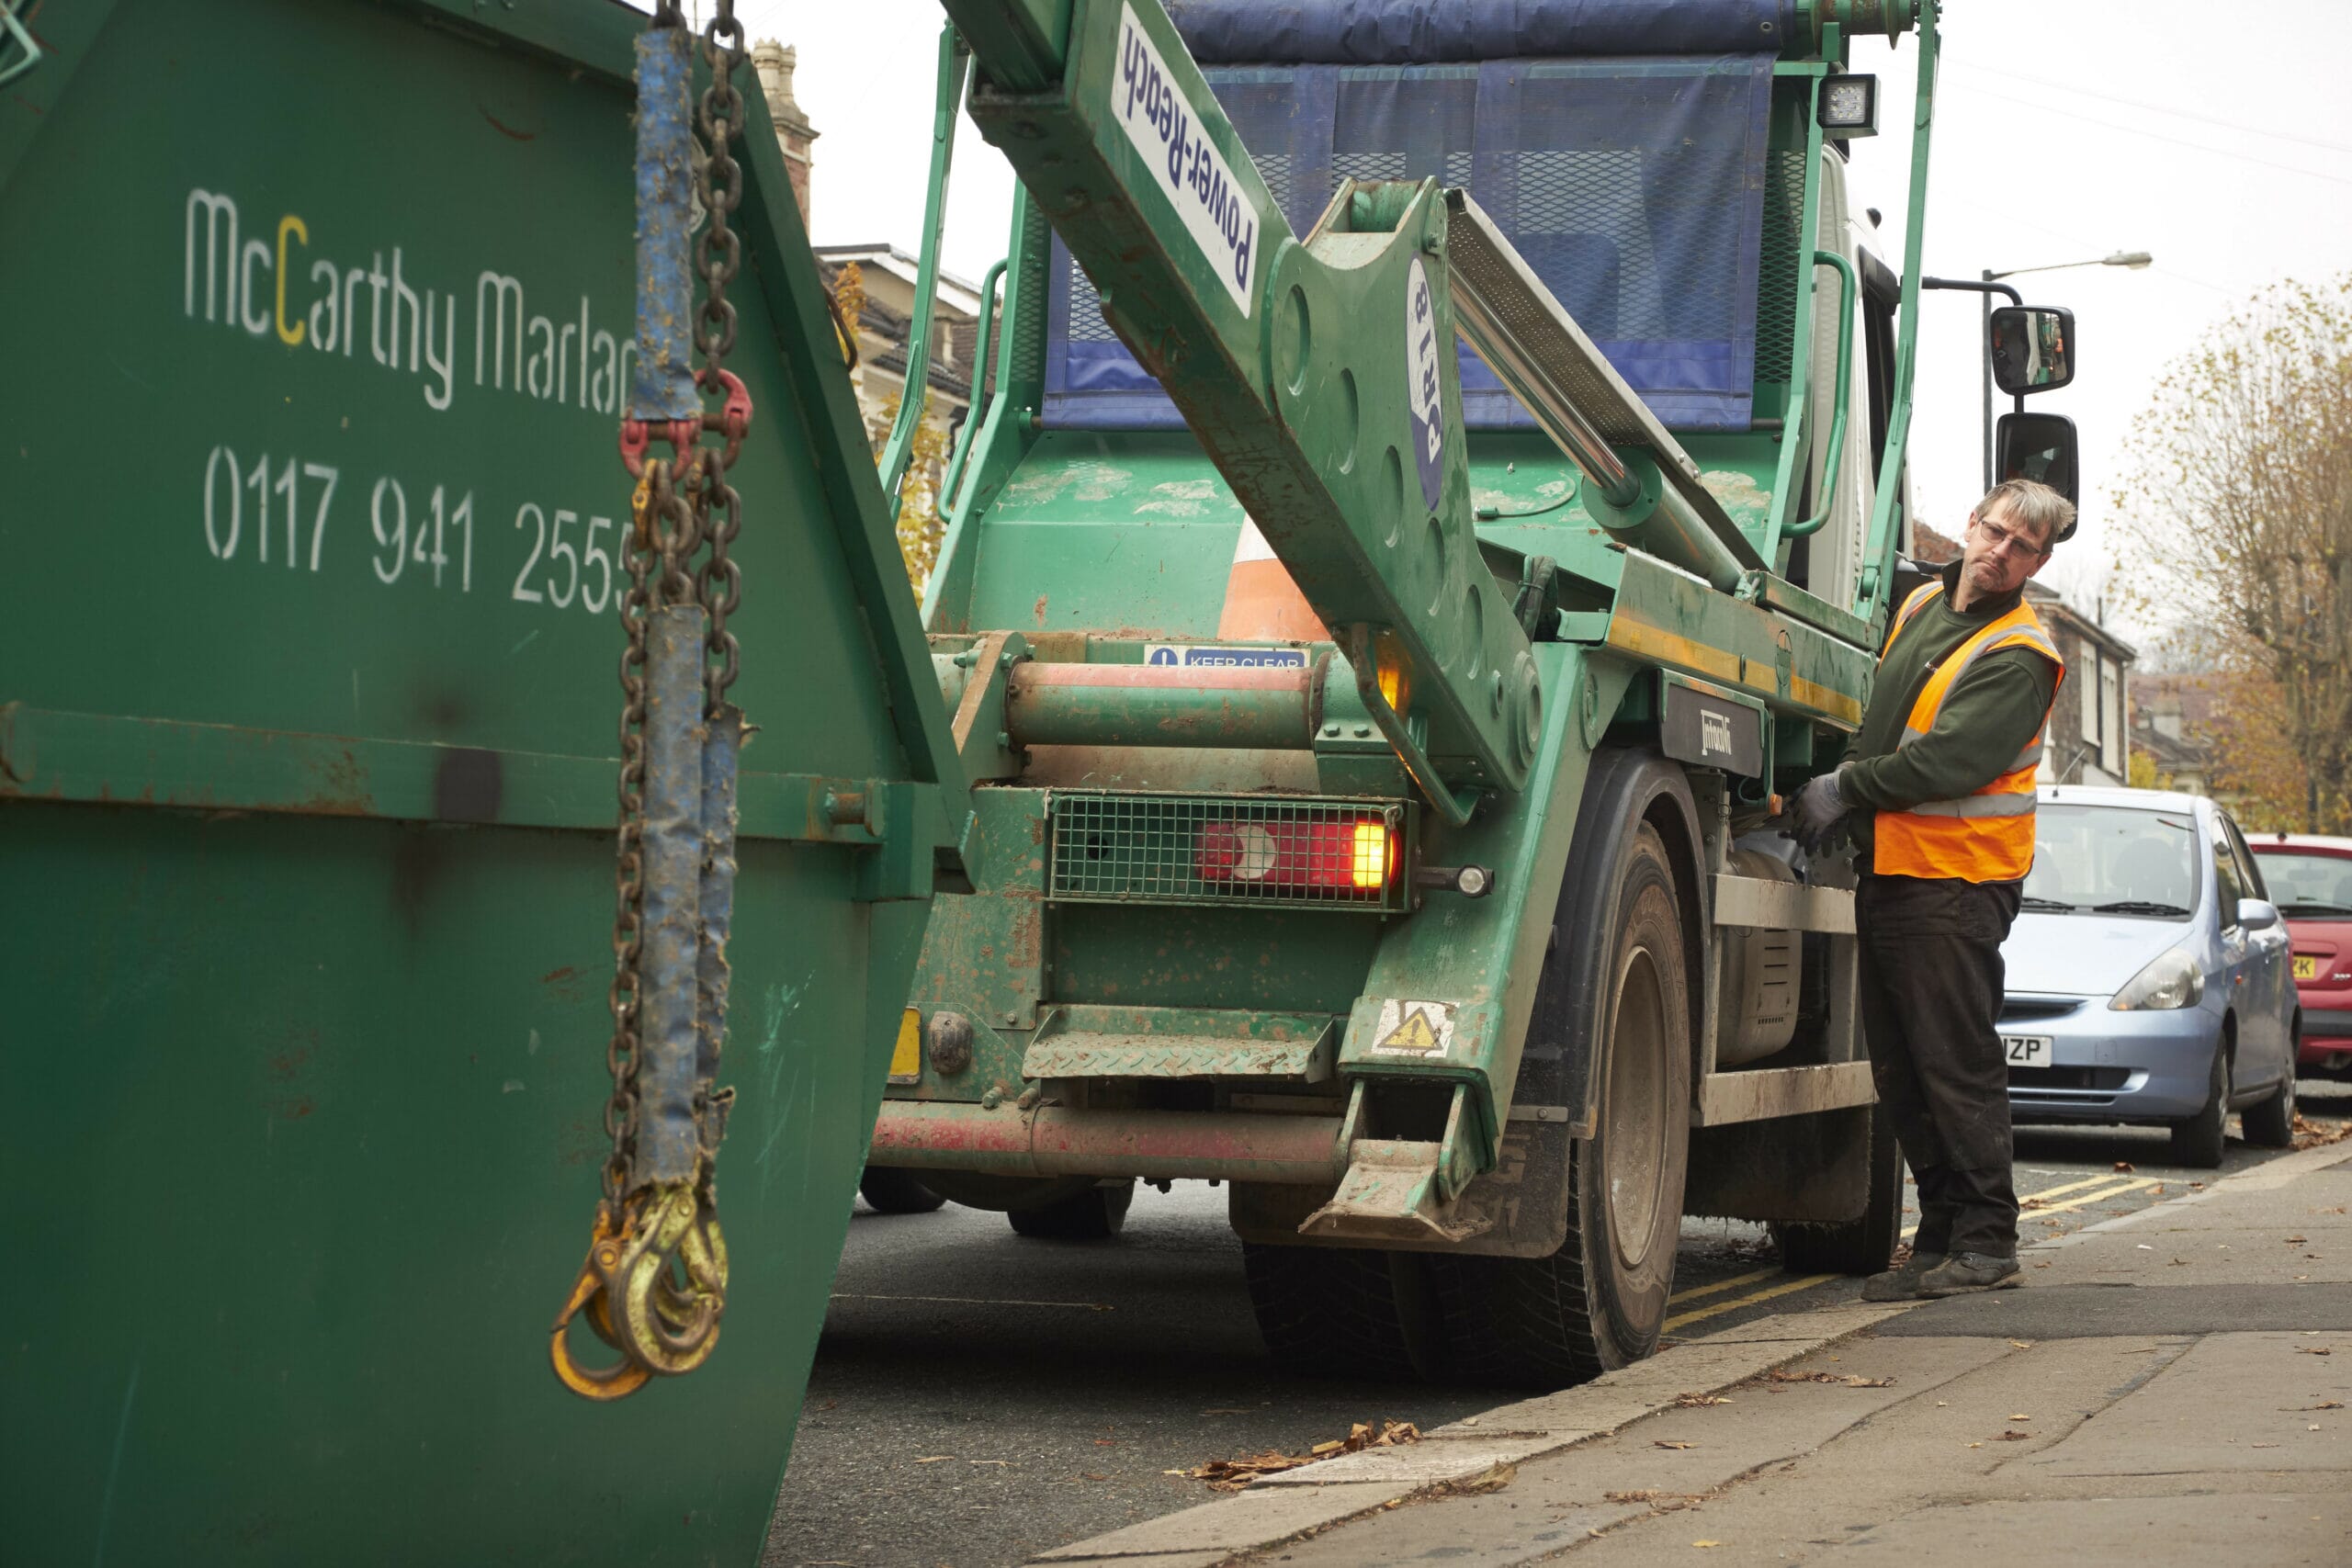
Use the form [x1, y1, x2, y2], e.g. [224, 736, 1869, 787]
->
[1856, 872, 2024, 1259]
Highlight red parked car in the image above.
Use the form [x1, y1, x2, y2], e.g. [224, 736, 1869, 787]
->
[2247, 834, 2352, 1077]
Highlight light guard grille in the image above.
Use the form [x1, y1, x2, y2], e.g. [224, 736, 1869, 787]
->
[1048, 792, 1412, 913]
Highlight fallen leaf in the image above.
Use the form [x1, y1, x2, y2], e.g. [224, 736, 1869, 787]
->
[1656, 1440, 1699, 1450]
[1995, 1430, 2030, 1441]
[2113, 1160, 2135, 1173]
[2253, 1443, 2280, 1450]
[2171, 1258, 2190, 1266]
[2009, 1414, 2033, 1421]
[1966, 1441, 1984, 1449]
[1693, 1542, 1724, 1550]
[1081, 1472, 1107, 1481]
[1608, 1490, 1664, 1503]
[915, 1456, 954, 1464]
[2297, 1401, 2345, 1411]
[2286, 1236, 2310, 1245]
[2033, 1261, 2052, 1269]
[2021, 1197, 2049, 1210]
[1460, 1416, 1481, 1427]
[1094, 1439, 1119, 1447]
[1453, 1461, 1517, 1495]
[2151, 1184, 2166, 1195]
[1673, 1393, 1734, 1407]
[1183, 1419, 1423, 1489]
[2297, 1347, 2333, 1355]
[2009, 1340, 2036, 1349]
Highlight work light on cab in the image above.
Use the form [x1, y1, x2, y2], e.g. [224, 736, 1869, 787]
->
[1194, 818, 1396, 892]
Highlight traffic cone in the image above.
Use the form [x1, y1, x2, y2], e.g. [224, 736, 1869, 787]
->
[1216, 519, 1327, 643]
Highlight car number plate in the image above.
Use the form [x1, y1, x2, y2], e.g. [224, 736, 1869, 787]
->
[2002, 1034, 2052, 1068]
[2294, 954, 2320, 981]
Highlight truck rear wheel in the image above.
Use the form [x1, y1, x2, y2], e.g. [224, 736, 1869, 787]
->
[1006, 1178, 1135, 1239]
[1241, 1241, 1440, 1382]
[1430, 818, 1692, 1389]
[857, 1165, 946, 1214]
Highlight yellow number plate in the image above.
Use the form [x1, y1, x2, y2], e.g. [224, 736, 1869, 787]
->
[888, 1007, 922, 1081]
[2294, 955, 2320, 981]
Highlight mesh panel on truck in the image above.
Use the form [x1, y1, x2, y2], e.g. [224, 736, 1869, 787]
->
[1042, 53, 1775, 432]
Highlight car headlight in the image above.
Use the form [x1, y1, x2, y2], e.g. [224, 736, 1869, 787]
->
[2109, 948, 2206, 1011]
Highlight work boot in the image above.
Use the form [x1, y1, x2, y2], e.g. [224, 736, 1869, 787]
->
[1860, 1251, 1945, 1302]
[1917, 1251, 2020, 1297]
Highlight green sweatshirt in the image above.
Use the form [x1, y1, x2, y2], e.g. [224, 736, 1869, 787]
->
[1839, 561, 2060, 815]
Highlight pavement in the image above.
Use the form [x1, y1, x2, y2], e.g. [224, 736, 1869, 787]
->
[1029, 1137, 2352, 1568]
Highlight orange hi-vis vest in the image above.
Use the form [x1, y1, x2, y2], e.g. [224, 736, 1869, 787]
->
[1871, 581, 2064, 883]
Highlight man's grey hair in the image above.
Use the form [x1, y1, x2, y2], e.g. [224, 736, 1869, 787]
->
[1974, 479, 2074, 550]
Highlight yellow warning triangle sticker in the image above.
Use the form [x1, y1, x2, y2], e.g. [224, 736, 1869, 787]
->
[1378, 1008, 1442, 1054]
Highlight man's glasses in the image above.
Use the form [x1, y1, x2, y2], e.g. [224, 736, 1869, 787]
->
[1968, 513, 2050, 560]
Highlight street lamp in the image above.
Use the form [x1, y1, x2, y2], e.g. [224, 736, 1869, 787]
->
[1926, 252, 2153, 490]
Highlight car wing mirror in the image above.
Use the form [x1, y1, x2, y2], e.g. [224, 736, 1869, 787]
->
[1995, 412, 2079, 525]
[2238, 897, 2279, 931]
[1990, 306, 2075, 396]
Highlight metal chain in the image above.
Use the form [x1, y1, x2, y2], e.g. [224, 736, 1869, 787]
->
[694, 3, 747, 713]
[595, 0, 743, 1207]
[602, 478, 658, 1209]
[558, 0, 752, 1401]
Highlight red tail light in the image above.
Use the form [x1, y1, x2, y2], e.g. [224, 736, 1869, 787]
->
[1194, 818, 1394, 892]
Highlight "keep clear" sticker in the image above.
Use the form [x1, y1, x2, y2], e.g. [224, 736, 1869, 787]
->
[1112, 3, 1259, 315]
[1370, 998, 1456, 1058]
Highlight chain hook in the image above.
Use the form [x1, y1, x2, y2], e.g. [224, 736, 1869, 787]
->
[548, 1202, 654, 1401]
[605, 1183, 728, 1375]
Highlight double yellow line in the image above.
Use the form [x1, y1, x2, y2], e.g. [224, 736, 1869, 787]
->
[1662, 1169, 2162, 1335]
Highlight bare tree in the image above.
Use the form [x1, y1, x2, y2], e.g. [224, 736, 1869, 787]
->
[2111, 276, 2352, 832]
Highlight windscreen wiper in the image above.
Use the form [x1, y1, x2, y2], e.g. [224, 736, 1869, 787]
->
[2089, 899, 2191, 916]
[2019, 896, 2076, 912]
[2279, 902, 2352, 918]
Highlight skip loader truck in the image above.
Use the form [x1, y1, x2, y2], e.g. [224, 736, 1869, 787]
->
[872, 0, 2059, 1388]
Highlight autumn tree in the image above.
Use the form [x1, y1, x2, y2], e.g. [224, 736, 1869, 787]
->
[2111, 276, 2352, 832]
[873, 389, 954, 593]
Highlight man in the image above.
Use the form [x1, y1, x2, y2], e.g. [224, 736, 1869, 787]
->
[1794, 479, 2072, 1299]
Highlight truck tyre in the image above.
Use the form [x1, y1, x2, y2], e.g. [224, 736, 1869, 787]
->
[1430, 803, 1693, 1390]
[858, 1165, 946, 1214]
[1241, 1242, 1441, 1382]
[1772, 1102, 1903, 1274]
[1006, 1178, 1135, 1240]
[2168, 1037, 2231, 1169]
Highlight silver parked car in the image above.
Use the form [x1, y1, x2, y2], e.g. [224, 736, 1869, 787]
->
[1997, 786, 2299, 1167]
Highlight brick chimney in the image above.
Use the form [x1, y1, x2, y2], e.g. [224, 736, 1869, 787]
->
[751, 40, 819, 227]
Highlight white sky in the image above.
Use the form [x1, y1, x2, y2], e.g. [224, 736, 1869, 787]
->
[724, 0, 2352, 640]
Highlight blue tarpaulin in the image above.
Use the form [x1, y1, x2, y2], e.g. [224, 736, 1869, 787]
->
[1044, 7, 1777, 433]
[1164, 0, 1793, 62]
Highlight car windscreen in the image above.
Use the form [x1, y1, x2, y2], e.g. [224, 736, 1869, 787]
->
[2022, 804, 2198, 918]
[2249, 850, 2352, 916]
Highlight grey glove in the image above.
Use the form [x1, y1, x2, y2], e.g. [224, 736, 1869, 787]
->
[1792, 764, 1851, 852]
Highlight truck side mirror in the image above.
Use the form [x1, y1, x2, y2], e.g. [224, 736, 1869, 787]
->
[1989, 305, 2075, 396]
[1995, 412, 2079, 528]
